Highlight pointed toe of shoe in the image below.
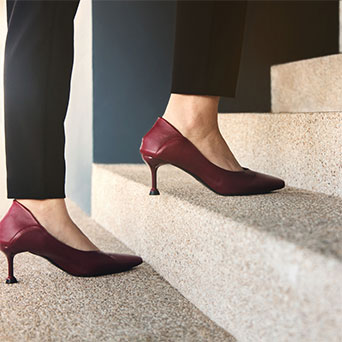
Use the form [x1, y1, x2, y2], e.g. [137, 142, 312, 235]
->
[261, 173, 285, 193]
[129, 255, 143, 268]
[122, 254, 143, 270]
[268, 175, 285, 192]
[276, 178, 285, 190]
[109, 253, 143, 272]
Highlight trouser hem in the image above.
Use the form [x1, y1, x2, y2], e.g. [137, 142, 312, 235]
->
[170, 86, 236, 98]
[7, 192, 66, 200]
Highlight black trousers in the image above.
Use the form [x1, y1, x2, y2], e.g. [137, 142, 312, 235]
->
[4, 0, 247, 199]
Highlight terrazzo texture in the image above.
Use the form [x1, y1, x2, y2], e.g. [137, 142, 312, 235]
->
[92, 164, 342, 342]
[219, 112, 342, 198]
[0, 200, 235, 342]
[271, 54, 342, 112]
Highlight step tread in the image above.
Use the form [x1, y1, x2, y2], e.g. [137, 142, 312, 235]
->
[0, 199, 234, 342]
[97, 164, 342, 262]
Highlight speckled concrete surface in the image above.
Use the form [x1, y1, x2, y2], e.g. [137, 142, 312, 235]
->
[271, 54, 342, 112]
[92, 164, 342, 342]
[219, 112, 342, 198]
[0, 200, 235, 342]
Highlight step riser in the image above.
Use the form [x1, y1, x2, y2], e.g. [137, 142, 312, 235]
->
[92, 165, 342, 342]
[219, 112, 342, 197]
[271, 54, 342, 113]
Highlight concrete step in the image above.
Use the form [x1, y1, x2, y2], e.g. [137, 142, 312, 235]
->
[0, 199, 234, 342]
[92, 164, 342, 342]
[271, 53, 342, 112]
[218, 112, 342, 197]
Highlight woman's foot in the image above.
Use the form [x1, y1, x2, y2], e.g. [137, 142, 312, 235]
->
[163, 93, 243, 172]
[16, 199, 98, 251]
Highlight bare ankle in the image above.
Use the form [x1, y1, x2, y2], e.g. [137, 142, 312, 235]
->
[163, 93, 220, 139]
[16, 198, 66, 216]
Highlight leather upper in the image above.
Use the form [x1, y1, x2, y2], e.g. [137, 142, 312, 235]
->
[0, 200, 142, 276]
[140, 117, 285, 195]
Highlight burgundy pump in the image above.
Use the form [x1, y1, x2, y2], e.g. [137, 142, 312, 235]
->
[140, 117, 285, 196]
[0, 200, 143, 284]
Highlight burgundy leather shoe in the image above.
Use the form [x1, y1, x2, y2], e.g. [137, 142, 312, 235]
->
[0, 200, 143, 284]
[140, 117, 285, 196]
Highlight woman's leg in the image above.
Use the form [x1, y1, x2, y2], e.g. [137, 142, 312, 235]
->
[4, 0, 97, 251]
[163, 1, 247, 172]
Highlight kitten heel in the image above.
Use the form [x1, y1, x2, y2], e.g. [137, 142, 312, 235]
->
[1, 250, 18, 284]
[141, 154, 166, 195]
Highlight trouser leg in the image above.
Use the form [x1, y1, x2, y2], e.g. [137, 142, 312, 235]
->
[4, 0, 80, 199]
[171, 0, 247, 97]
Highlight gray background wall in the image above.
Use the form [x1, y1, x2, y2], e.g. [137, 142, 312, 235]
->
[93, 0, 339, 165]
[93, 0, 176, 164]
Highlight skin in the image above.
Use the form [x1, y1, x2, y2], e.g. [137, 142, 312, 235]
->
[17, 94, 242, 251]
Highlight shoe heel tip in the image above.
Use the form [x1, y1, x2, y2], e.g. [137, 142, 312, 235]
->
[149, 189, 160, 195]
[5, 276, 18, 284]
